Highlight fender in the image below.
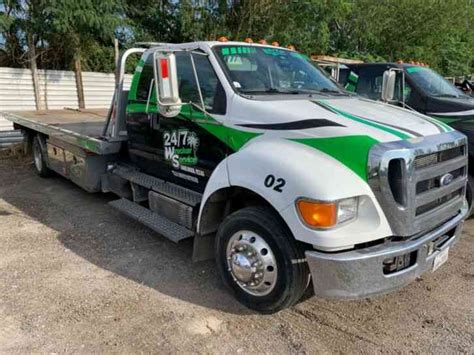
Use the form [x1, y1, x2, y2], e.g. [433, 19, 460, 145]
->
[198, 138, 393, 250]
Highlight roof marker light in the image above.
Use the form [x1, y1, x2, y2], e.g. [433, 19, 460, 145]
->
[218, 36, 229, 42]
[244, 38, 253, 43]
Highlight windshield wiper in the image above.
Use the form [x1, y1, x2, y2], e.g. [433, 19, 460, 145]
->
[316, 88, 347, 96]
[433, 94, 459, 98]
[240, 88, 309, 95]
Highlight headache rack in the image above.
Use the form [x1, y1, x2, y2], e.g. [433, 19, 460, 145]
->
[368, 131, 468, 237]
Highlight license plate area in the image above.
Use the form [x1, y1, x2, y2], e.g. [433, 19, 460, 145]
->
[432, 247, 449, 272]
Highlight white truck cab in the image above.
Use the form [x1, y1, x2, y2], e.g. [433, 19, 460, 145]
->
[5, 41, 468, 313]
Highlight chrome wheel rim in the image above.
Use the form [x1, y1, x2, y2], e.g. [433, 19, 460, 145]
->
[33, 142, 42, 172]
[226, 230, 278, 296]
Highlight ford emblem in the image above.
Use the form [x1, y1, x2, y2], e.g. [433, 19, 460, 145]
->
[440, 173, 454, 186]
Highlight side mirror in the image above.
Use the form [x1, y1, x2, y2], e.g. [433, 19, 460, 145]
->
[153, 52, 182, 117]
[381, 70, 396, 102]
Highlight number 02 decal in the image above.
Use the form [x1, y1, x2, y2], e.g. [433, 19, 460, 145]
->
[264, 174, 286, 193]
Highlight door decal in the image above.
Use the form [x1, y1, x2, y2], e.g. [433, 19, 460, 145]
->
[163, 129, 200, 168]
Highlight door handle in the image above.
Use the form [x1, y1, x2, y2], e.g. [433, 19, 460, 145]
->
[148, 113, 160, 130]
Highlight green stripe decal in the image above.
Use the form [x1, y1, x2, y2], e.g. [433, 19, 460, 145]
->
[430, 116, 460, 124]
[181, 107, 261, 150]
[127, 101, 379, 180]
[127, 103, 261, 151]
[291, 135, 378, 181]
[317, 101, 411, 139]
[428, 115, 455, 131]
[199, 122, 261, 151]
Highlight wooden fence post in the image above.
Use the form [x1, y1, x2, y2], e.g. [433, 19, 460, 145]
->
[74, 57, 85, 109]
[27, 34, 44, 111]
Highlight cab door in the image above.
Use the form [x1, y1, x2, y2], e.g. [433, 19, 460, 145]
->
[126, 50, 228, 193]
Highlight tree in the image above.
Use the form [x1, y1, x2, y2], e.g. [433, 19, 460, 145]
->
[340, 0, 474, 75]
[45, 0, 123, 108]
[2, 0, 473, 78]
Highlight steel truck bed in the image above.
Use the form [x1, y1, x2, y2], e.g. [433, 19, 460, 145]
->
[1, 108, 124, 192]
[2, 109, 121, 155]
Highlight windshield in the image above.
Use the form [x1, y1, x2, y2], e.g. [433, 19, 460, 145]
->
[214, 45, 343, 95]
[406, 66, 468, 98]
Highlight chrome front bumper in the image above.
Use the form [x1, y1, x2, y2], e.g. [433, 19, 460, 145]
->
[305, 203, 467, 299]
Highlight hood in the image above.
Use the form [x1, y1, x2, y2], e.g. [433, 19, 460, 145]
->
[427, 96, 474, 123]
[214, 95, 454, 181]
[227, 95, 452, 143]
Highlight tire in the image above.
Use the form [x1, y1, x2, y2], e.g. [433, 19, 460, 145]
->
[32, 135, 51, 178]
[215, 206, 309, 313]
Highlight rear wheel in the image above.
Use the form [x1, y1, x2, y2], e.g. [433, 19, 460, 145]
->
[216, 206, 309, 313]
[32, 136, 51, 178]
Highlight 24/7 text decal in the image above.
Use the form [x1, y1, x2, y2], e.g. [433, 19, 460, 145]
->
[164, 129, 200, 168]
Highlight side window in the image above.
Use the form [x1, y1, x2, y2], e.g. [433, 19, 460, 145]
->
[393, 73, 413, 103]
[176, 53, 200, 105]
[194, 54, 225, 114]
[357, 75, 383, 100]
[176, 52, 226, 114]
[136, 54, 155, 102]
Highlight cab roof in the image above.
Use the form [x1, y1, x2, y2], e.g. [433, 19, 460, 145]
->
[144, 41, 295, 53]
[345, 62, 426, 70]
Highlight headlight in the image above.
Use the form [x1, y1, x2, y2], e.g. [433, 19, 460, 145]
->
[296, 197, 359, 229]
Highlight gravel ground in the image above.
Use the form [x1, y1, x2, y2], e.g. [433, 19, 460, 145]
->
[0, 152, 473, 353]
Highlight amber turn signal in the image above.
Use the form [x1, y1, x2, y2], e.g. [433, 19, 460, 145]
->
[296, 200, 337, 228]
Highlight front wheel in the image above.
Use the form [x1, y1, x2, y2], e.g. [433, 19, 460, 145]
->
[215, 206, 309, 313]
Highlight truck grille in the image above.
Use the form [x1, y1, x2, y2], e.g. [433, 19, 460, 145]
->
[368, 131, 468, 237]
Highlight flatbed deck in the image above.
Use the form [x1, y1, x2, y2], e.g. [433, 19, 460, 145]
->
[2, 109, 122, 155]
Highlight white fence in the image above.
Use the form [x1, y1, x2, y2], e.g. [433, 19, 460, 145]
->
[0, 67, 132, 131]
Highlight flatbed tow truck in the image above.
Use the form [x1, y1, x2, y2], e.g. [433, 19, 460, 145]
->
[2, 41, 468, 313]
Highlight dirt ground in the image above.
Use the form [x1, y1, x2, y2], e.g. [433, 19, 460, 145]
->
[0, 152, 473, 354]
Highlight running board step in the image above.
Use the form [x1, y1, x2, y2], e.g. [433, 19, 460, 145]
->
[113, 165, 202, 206]
[109, 198, 194, 243]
